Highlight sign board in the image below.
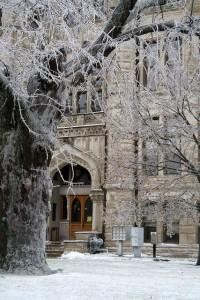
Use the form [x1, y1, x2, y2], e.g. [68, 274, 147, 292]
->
[150, 232, 157, 244]
[112, 226, 127, 241]
[131, 227, 144, 247]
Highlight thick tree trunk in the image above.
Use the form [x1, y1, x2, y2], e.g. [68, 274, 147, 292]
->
[0, 103, 51, 273]
[0, 159, 51, 273]
[0, 73, 61, 274]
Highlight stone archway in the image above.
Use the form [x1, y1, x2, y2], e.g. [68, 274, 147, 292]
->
[49, 144, 104, 240]
[50, 143, 101, 190]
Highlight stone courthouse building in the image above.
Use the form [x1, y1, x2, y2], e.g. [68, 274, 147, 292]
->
[48, 0, 200, 256]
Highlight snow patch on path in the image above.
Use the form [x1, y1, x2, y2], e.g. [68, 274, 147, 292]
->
[61, 251, 89, 259]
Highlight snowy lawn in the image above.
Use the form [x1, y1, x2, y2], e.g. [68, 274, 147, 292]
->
[0, 252, 200, 300]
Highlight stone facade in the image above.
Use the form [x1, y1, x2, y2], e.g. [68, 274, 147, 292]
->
[48, 0, 200, 253]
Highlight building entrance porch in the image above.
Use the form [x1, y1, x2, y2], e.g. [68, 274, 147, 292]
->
[48, 163, 104, 242]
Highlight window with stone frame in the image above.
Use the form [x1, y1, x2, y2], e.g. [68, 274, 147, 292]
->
[164, 151, 181, 175]
[163, 222, 179, 244]
[77, 91, 87, 113]
[143, 220, 157, 243]
[64, 92, 73, 115]
[143, 42, 160, 91]
[164, 37, 182, 91]
[91, 77, 103, 112]
[143, 116, 160, 176]
[165, 38, 181, 68]
[163, 115, 181, 175]
[143, 140, 159, 176]
[91, 89, 102, 112]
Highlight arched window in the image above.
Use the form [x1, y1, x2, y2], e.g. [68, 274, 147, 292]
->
[53, 164, 91, 185]
[71, 198, 81, 222]
[84, 198, 93, 223]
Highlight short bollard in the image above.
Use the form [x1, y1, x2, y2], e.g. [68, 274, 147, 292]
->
[151, 232, 157, 259]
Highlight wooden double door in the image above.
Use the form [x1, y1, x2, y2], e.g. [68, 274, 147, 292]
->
[69, 195, 92, 240]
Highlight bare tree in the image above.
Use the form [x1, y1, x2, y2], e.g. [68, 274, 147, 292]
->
[0, 0, 150, 274]
[0, 0, 199, 273]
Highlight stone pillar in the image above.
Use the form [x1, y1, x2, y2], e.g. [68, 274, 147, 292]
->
[67, 197, 71, 239]
[90, 189, 104, 233]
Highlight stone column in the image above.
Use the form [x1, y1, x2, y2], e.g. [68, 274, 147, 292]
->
[67, 196, 71, 239]
[90, 189, 104, 233]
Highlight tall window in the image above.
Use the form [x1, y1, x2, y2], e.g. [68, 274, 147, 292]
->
[164, 115, 181, 175]
[143, 140, 158, 176]
[64, 93, 72, 115]
[164, 38, 182, 94]
[77, 91, 87, 113]
[91, 89, 102, 112]
[144, 221, 156, 243]
[143, 117, 159, 176]
[143, 43, 159, 91]
[163, 222, 179, 244]
[164, 152, 181, 175]
[91, 77, 103, 112]
[165, 39, 181, 69]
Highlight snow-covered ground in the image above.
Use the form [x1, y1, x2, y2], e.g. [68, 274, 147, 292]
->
[1, 252, 200, 300]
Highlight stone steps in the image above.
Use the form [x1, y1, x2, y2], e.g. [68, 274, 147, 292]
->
[46, 240, 89, 257]
[63, 240, 88, 253]
[46, 241, 64, 257]
[46, 240, 199, 259]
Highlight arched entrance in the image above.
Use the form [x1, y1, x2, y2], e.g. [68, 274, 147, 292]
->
[50, 164, 93, 240]
[49, 144, 104, 241]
